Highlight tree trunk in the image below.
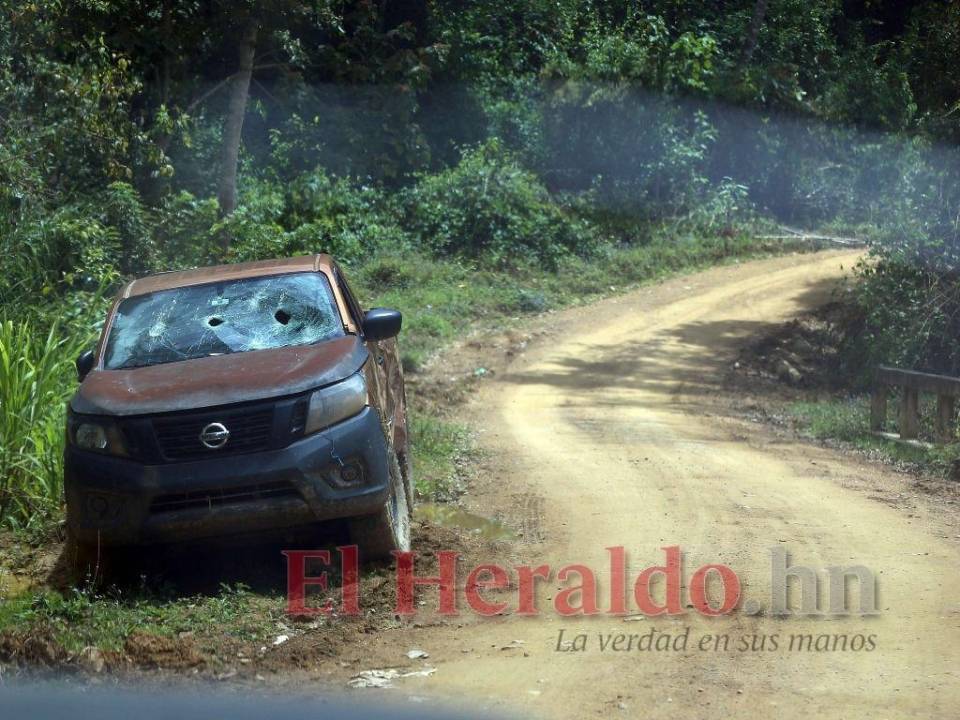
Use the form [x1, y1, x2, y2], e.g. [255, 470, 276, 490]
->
[217, 20, 258, 235]
[741, 0, 768, 67]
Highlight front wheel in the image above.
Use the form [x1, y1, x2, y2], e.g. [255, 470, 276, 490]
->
[349, 451, 411, 561]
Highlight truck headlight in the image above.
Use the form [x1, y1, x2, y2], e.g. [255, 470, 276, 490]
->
[68, 413, 128, 456]
[304, 373, 367, 434]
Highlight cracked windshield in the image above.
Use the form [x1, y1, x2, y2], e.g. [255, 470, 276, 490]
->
[104, 273, 343, 369]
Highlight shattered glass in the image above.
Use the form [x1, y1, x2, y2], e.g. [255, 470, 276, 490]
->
[104, 273, 345, 370]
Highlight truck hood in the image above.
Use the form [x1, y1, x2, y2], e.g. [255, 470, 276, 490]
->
[70, 335, 368, 416]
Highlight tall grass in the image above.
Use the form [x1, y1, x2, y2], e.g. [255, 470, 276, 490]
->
[0, 319, 80, 528]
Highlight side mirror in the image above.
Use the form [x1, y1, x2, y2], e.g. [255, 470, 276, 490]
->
[362, 308, 402, 341]
[76, 350, 95, 382]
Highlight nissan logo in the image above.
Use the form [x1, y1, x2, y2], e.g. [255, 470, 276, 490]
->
[199, 422, 230, 449]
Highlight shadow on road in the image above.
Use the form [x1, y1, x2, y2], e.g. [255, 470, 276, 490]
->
[496, 276, 840, 410]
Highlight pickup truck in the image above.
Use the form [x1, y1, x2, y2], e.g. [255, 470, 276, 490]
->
[64, 254, 412, 579]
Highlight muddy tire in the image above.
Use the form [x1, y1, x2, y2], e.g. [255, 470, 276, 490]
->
[398, 449, 415, 517]
[350, 450, 411, 562]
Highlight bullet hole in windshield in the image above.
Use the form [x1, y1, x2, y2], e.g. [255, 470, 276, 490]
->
[208, 317, 224, 327]
[275, 309, 291, 325]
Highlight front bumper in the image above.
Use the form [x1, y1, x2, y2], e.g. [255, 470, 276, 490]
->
[65, 407, 390, 546]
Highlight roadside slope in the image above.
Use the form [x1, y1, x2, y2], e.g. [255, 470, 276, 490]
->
[339, 251, 960, 718]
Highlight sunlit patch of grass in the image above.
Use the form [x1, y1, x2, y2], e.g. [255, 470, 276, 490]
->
[789, 397, 960, 471]
[790, 397, 870, 442]
[409, 411, 472, 501]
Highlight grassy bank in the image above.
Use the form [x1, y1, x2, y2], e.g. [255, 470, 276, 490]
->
[356, 233, 790, 372]
[790, 395, 960, 476]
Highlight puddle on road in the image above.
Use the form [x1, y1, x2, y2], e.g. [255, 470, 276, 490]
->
[414, 503, 515, 541]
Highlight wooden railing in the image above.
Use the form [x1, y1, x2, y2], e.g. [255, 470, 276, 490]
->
[871, 366, 960, 443]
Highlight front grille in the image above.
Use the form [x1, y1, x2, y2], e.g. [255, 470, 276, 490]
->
[154, 406, 274, 461]
[150, 480, 299, 514]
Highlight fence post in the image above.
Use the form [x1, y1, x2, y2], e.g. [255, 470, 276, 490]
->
[936, 395, 956, 444]
[900, 388, 920, 439]
[870, 386, 887, 432]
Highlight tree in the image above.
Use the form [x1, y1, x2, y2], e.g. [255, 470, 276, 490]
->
[741, 0, 768, 66]
[217, 19, 259, 221]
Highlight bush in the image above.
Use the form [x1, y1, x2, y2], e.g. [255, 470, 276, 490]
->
[98, 182, 156, 275]
[843, 256, 960, 385]
[839, 145, 960, 384]
[227, 171, 408, 267]
[0, 203, 124, 309]
[403, 141, 599, 268]
[154, 191, 221, 270]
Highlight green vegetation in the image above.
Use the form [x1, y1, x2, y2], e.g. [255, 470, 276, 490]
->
[790, 398, 871, 444]
[0, 583, 278, 653]
[0, 321, 89, 529]
[843, 255, 960, 388]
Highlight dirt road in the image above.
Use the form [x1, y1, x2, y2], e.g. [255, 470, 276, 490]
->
[348, 251, 960, 717]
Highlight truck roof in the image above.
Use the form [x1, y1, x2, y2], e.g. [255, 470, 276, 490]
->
[122, 254, 335, 298]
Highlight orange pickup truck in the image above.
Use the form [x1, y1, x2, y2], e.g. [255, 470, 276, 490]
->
[64, 255, 412, 577]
